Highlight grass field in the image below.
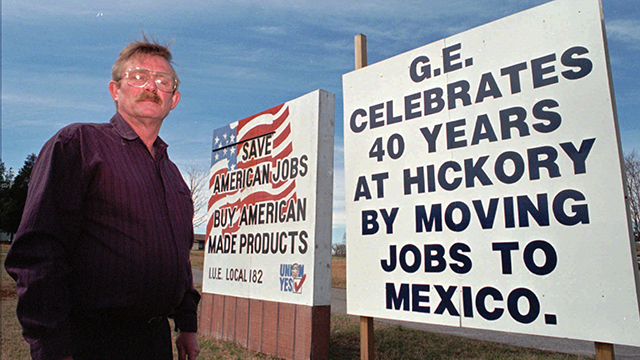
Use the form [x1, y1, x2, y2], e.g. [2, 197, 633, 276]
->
[2, 245, 591, 359]
[331, 255, 346, 289]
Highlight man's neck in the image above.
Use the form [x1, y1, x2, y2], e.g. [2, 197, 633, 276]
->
[120, 114, 163, 156]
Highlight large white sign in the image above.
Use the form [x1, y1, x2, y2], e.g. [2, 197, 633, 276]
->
[203, 90, 334, 306]
[343, 0, 640, 346]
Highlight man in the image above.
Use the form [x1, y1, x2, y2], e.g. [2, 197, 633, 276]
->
[5, 35, 201, 360]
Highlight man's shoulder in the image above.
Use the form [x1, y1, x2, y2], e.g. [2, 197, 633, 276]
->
[51, 122, 113, 144]
[58, 121, 112, 134]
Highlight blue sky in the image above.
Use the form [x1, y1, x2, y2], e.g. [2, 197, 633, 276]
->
[2, 0, 639, 242]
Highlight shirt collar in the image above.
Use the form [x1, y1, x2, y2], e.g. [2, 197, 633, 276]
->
[110, 112, 139, 141]
[110, 112, 169, 151]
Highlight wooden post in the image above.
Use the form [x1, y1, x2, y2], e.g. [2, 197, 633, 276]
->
[355, 34, 367, 69]
[595, 342, 615, 360]
[354, 33, 374, 360]
[360, 316, 374, 360]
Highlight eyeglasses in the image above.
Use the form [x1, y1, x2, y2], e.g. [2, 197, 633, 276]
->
[123, 68, 177, 92]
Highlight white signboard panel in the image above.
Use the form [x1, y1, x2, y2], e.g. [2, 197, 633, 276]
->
[203, 90, 334, 306]
[343, 0, 640, 345]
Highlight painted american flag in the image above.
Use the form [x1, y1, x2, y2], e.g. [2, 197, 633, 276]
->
[206, 103, 297, 237]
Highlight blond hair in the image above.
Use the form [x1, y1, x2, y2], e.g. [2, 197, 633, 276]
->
[111, 33, 179, 91]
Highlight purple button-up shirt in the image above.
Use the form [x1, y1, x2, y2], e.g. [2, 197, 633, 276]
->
[5, 113, 200, 360]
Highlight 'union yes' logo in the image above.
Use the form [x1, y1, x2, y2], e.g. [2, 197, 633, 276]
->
[279, 263, 306, 294]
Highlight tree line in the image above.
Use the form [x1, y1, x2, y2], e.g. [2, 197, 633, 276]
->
[1, 154, 36, 240]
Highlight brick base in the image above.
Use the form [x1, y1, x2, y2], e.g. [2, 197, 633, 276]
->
[199, 293, 330, 360]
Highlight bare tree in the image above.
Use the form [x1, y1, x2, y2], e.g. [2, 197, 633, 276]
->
[332, 243, 346, 257]
[185, 165, 209, 228]
[332, 232, 346, 257]
[624, 151, 640, 242]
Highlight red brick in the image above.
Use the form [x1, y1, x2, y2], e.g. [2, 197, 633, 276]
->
[247, 299, 263, 353]
[235, 297, 250, 348]
[223, 295, 237, 342]
[277, 303, 296, 359]
[199, 296, 330, 360]
[311, 306, 331, 360]
[262, 300, 279, 356]
[198, 293, 213, 337]
[211, 294, 225, 338]
[294, 305, 312, 360]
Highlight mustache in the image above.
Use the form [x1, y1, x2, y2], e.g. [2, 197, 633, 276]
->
[135, 92, 162, 104]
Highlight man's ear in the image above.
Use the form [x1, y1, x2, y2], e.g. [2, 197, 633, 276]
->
[170, 91, 181, 110]
[109, 81, 120, 102]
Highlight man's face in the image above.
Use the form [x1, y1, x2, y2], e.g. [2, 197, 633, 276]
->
[109, 54, 181, 125]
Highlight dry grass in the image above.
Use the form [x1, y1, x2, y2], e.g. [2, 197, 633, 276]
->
[329, 314, 590, 360]
[331, 256, 346, 289]
[2, 297, 30, 360]
[2, 245, 31, 360]
[191, 248, 205, 271]
[1, 245, 17, 299]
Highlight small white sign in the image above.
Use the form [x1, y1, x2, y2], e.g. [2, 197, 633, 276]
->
[203, 90, 334, 306]
[343, 0, 640, 346]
